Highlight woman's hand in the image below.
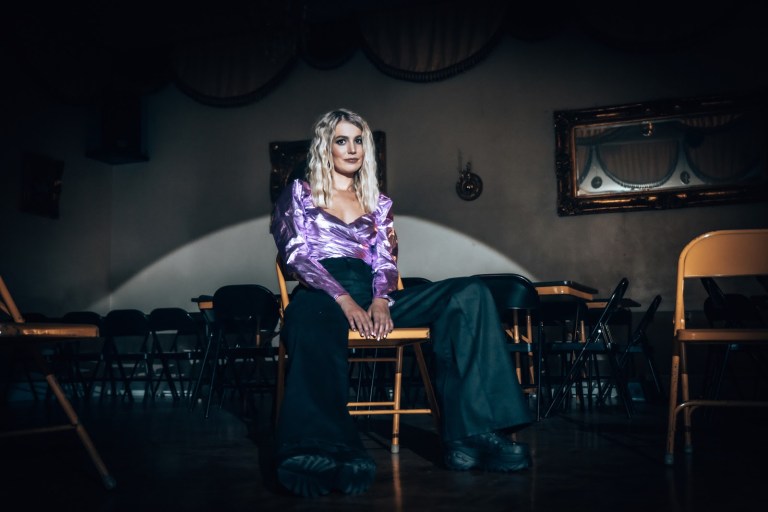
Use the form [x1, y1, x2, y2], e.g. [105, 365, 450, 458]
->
[336, 295, 375, 337]
[335, 295, 393, 339]
[368, 298, 393, 340]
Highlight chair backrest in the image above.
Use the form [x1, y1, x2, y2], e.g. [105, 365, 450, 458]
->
[212, 284, 280, 336]
[675, 229, 768, 334]
[62, 311, 103, 328]
[586, 277, 629, 345]
[102, 309, 150, 355]
[275, 259, 294, 315]
[472, 273, 539, 323]
[148, 307, 197, 333]
[148, 307, 203, 350]
[400, 277, 432, 288]
[629, 294, 661, 346]
[104, 309, 150, 337]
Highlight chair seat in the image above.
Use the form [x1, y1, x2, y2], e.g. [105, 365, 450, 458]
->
[348, 327, 429, 343]
[676, 328, 768, 342]
[0, 322, 99, 339]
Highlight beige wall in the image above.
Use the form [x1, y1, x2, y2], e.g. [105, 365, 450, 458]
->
[2, 26, 767, 333]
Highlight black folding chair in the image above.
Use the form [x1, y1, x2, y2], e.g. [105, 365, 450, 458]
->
[148, 308, 205, 400]
[59, 311, 104, 399]
[544, 278, 633, 418]
[699, 277, 768, 402]
[473, 273, 545, 420]
[190, 284, 280, 418]
[99, 309, 152, 401]
[598, 294, 663, 403]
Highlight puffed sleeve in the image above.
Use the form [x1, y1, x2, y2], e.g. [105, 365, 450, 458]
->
[371, 194, 399, 301]
[271, 180, 348, 299]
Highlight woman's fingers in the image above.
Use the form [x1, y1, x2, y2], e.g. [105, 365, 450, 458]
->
[338, 296, 397, 339]
[337, 295, 374, 336]
[368, 299, 393, 340]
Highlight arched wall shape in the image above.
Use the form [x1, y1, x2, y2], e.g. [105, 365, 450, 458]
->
[93, 215, 535, 313]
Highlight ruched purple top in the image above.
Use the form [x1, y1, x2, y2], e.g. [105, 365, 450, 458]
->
[271, 179, 399, 302]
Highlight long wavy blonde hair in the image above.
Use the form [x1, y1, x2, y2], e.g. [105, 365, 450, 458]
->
[306, 109, 380, 213]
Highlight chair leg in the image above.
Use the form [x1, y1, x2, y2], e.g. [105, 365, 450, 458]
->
[390, 346, 404, 454]
[153, 350, 180, 400]
[205, 335, 224, 419]
[412, 343, 441, 429]
[642, 346, 663, 396]
[29, 347, 116, 490]
[680, 344, 693, 453]
[545, 344, 592, 417]
[665, 342, 682, 465]
[606, 351, 633, 418]
[534, 324, 543, 421]
[189, 329, 216, 412]
[274, 342, 286, 425]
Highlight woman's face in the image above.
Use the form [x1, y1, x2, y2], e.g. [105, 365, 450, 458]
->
[331, 121, 364, 176]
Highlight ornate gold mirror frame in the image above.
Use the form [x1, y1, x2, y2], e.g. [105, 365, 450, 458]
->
[554, 92, 768, 216]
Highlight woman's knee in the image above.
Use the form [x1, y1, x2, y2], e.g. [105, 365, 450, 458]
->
[449, 276, 491, 297]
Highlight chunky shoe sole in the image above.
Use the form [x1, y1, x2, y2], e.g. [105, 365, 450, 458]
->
[277, 453, 338, 498]
[335, 454, 376, 495]
[444, 446, 532, 473]
[485, 454, 531, 473]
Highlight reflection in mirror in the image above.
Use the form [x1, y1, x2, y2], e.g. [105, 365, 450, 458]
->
[555, 93, 768, 215]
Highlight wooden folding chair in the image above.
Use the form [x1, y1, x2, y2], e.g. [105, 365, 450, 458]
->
[274, 257, 440, 453]
[0, 276, 116, 489]
[665, 229, 768, 465]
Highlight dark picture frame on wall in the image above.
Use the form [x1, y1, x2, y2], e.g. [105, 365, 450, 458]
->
[554, 92, 768, 216]
[269, 131, 387, 203]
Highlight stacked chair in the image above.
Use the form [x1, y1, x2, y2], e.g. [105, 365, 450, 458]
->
[148, 307, 205, 400]
[544, 277, 634, 418]
[190, 284, 281, 419]
[98, 309, 152, 401]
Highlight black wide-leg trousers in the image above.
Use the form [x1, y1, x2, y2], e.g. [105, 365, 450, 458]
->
[277, 258, 532, 454]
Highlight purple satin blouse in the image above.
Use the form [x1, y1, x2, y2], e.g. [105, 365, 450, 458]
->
[271, 179, 399, 302]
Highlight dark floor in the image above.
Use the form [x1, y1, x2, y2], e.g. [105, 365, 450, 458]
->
[2, 386, 767, 512]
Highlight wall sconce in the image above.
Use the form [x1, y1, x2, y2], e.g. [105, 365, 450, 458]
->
[456, 160, 483, 201]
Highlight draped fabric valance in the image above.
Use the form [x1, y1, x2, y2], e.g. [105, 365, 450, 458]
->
[359, 1, 507, 82]
[5, 0, 732, 107]
[169, 0, 509, 105]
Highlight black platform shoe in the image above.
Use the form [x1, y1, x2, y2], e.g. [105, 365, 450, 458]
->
[276, 447, 338, 498]
[443, 431, 532, 472]
[332, 448, 377, 495]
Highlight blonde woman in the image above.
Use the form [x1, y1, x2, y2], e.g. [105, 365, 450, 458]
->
[271, 109, 532, 498]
